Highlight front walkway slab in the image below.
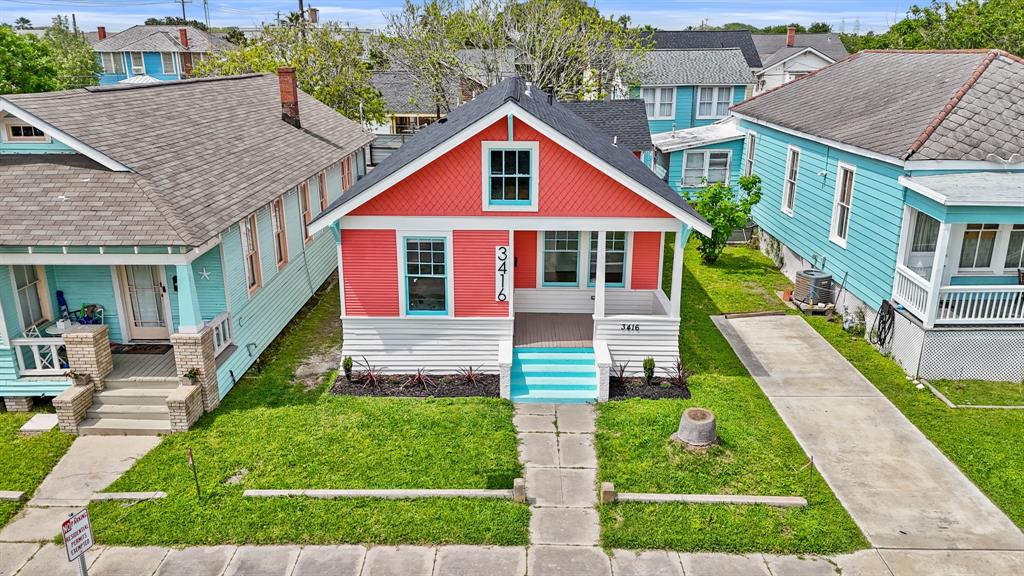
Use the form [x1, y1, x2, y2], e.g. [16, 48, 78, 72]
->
[0, 506, 79, 542]
[716, 315, 1024, 551]
[362, 546, 434, 576]
[291, 545, 365, 576]
[512, 414, 555, 433]
[30, 436, 161, 507]
[678, 552, 770, 576]
[763, 554, 837, 576]
[553, 405, 595, 433]
[87, 545, 168, 576]
[529, 508, 599, 546]
[556, 435, 595, 469]
[222, 545, 300, 576]
[610, 550, 684, 576]
[432, 545, 525, 576]
[527, 545, 610, 576]
[517, 433, 557, 468]
[154, 546, 236, 576]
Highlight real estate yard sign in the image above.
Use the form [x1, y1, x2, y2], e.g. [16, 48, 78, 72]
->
[62, 508, 94, 566]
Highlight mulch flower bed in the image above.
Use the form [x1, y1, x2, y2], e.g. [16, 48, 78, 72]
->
[331, 373, 500, 398]
[609, 377, 692, 400]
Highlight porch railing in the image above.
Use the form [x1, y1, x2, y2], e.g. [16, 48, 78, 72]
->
[11, 337, 66, 377]
[208, 312, 233, 357]
[935, 285, 1024, 325]
[893, 265, 930, 320]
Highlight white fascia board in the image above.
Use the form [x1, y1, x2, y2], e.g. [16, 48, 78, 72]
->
[898, 175, 949, 206]
[655, 135, 744, 154]
[732, 112, 905, 168]
[899, 175, 1024, 207]
[342, 216, 681, 232]
[0, 237, 219, 266]
[0, 99, 132, 172]
[904, 159, 1024, 171]
[763, 47, 835, 72]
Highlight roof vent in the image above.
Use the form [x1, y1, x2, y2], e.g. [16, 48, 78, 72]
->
[613, 135, 618, 147]
[525, 81, 532, 97]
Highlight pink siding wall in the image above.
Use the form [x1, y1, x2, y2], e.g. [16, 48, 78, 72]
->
[514, 231, 537, 289]
[630, 232, 662, 290]
[342, 229, 398, 316]
[454, 230, 510, 317]
[351, 117, 672, 219]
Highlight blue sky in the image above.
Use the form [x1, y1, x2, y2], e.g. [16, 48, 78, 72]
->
[0, 0, 908, 33]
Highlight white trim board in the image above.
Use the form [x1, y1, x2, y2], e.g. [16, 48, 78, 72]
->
[0, 99, 132, 172]
[899, 175, 1024, 207]
[340, 216, 681, 233]
[757, 47, 835, 74]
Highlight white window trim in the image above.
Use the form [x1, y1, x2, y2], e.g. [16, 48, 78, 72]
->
[829, 161, 856, 248]
[696, 86, 734, 120]
[743, 131, 757, 177]
[241, 214, 262, 294]
[160, 52, 177, 75]
[10, 265, 51, 333]
[129, 52, 145, 75]
[394, 229, 455, 318]
[781, 145, 800, 216]
[955, 223, 1017, 275]
[681, 149, 732, 188]
[481, 140, 540, 212]
[2, 118, 50, 143]
[641, 86, 676, 120]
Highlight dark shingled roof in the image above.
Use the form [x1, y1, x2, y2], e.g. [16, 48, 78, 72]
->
[650, 30, 761, 68]
[315, 77, 708, 229]
[91, 25, 233, 53]
[2, 74, 372, 246]
[560, 99, 651, 152]
[732, 50, 1024, 161]
[752, 33, 850, 68]
[372, 70, 456, 115]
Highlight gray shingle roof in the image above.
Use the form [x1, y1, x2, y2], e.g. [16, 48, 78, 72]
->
[752, 33, 850, 68]
[903, 172, 1024, 205]
[732, 50, 1024, 161]
[372, 71, 456, 115]
[2, 74, 372, 246]
[650, 30, 761, 68]
[92, 25, 232, 53]
[560, 99, 651, 152]
[314, 77, 708, 230]
[640, 49, 754, 86]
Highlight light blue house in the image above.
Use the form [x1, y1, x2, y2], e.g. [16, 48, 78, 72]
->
[92, 25, 232, 85]
[631, 49, 754, 193]
[733, 49, 1024, 382]
[0, 71, 371, 433]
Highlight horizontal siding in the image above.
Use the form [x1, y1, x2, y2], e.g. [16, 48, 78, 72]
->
[0, 265, 19, 387]
[513, 231, 537, 289]
[45, 265, 125, 342]
[743, 120, 905, 310]
[193, 248, 227, 321]
[342, 229, 399, 316]
[514, 289, 663, 315]
[631, 232, 662, 290]
[595, 316, 681, 377]
[342, 317, 513, 373]
[454, 230, 510, 317]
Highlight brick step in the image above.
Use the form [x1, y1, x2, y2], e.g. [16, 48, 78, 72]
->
[78, 417, 172, 436]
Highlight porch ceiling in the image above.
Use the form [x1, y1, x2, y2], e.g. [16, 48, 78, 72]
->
[901, 173, 1024, 207]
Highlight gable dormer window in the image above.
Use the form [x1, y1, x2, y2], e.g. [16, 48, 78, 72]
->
[482, 141, 539, 211]
[3, 121, 48, 143]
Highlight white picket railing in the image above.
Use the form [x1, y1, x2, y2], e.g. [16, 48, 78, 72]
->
[11, 337, 66, 376]
[892, 265, 931, 321]
[208, 312, 233, 357]
[935, 285, 1024, 325]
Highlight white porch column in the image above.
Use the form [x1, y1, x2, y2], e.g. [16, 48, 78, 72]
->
[175, 263, 203, 334]
[669, 224, 691, 318]
[923, 222, 952, 329]
[332, 222, 345, 315]
[594, 230, 607, 319]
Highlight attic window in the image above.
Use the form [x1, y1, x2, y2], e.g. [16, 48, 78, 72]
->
[481, 140, 539, 211]
[3, 122, 47, 142]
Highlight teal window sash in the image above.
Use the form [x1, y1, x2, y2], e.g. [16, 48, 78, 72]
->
[542, 231, 580, 287]
[403, 236, 448, 316]
[488, 147, 532, 205]
[587, 232, 627, 288]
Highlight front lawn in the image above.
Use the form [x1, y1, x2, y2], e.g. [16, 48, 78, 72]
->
[0, 410, 73, 526]
[88, 282, 529, 546]
[930, 379, 1024, 407]
[596, 242, 867, 554]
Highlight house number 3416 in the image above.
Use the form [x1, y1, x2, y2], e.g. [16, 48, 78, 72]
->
[621, 323, 640, 332]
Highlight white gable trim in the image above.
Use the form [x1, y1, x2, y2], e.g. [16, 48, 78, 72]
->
[759, 47, 835, 73]
[311, 101, 712, 237]
[0, 99, 132, 172]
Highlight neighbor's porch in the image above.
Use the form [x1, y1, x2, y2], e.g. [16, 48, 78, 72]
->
[892, 174, 1024, 328]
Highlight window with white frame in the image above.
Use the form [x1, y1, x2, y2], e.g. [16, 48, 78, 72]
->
[588, 232, 627, 287]
[543, 231, 580, 286]
[3, 121, 46, 142]
[958, 223, 999, 269]
[404, 237, 447, 314]
[99, 52, 125, 74]
[681, 150, 730, 188]
[641, 87, 675, 119]
[160, 53, 175, 74]
[743, 132, 757, 176]
[488, 148, 532, 204]
[1005, 224, 1024, 270]
[905, 210, 940, 280]
[782, 147, 800, 214]
[13, 265, 48, 332]
[129, 52, 145, 74]
[271, 198, 288, 268]
[299, 181, 313, 243]
[697, 86, 733, 119]
[830, 164, 855, 246]
[241, 214, 262, 292]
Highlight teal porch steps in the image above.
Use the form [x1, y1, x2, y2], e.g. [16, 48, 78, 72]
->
[510, 347, 598, 404]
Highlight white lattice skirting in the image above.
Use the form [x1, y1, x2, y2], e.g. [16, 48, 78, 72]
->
[888, 311, 1024, 382]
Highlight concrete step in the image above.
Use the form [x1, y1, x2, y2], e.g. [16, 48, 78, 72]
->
[511, 375, 597, 389]
[513, 363, 597, 374]
[93, 388, 172, 406]
[510, 385, 597, 404]
[513, 349, 595, 363]
[104, 378, 179, 390]
[87, 404, 170, 420]
[78, 417, 171, 436]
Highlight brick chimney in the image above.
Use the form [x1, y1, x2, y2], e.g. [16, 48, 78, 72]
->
[178, 28, 193, 77]
[308, 7, 319, 24]
[786, 26, 796, 47]
[278, 67, 300, 128]
[97, 26, 106, 41]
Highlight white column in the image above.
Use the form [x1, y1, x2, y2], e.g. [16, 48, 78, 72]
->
[594, 230, 607, 319]
[893, 206, 914, 281]
[669, 225, 690, 318]
[923, 222, 951, 329]
[333, 222, 345, 316]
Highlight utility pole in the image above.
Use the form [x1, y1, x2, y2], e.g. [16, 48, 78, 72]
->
[71, 13, 78, 34]
[298, 0, 305, 21]
[203, 0, 210, 28]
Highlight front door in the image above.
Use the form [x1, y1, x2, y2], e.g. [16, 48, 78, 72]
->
[119, 265, 169, 340]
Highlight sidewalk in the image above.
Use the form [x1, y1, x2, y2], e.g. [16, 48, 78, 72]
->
[715, 314, 1024, 551]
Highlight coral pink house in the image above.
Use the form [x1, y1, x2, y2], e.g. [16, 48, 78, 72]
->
[311, 78, 710, 402]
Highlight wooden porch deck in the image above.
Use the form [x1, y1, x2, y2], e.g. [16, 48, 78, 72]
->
[514, 313, 593, 348]
[108, 351, 176, 380]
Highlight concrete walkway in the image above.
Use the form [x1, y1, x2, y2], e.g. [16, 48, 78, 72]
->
[715, 314, 1024, 551]
[0, 435, 160, 543]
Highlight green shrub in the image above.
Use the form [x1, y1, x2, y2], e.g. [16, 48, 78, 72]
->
[642, 357, 655, 384]
[342, 356, 353, 380]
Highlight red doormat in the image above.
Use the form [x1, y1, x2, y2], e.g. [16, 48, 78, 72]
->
[110, 343, 173, 355]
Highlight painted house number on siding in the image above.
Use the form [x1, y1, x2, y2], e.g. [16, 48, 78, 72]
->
[621, 323, 640, 332]
[496, 246, 510, 302]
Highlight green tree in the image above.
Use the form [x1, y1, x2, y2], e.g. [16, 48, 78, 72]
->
[807, 22, 833, 33]
[145, 16, 209, 31]
[43, 16, 100, 89]
[684, 175, 762, 265]
[222, 27, 246, 45]
[14, 17, 32, 30]
[0, 26, 58, 94]
[195, 21, 386, 125]
[760, 23, 807, 34]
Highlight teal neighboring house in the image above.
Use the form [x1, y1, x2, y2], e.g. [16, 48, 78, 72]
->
[92, 25, 232, 85]
[631, 49, 754, 193]
[733, 49, 1024, 382]
[0, 71, 371, 434]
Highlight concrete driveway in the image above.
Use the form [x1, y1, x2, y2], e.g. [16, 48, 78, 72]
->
[715, 314, 1024, 551]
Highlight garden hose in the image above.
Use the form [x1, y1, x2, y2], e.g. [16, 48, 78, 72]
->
[870, 300, 896, 348]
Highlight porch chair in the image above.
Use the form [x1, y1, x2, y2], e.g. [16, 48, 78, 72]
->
[56, 291, 104, 325]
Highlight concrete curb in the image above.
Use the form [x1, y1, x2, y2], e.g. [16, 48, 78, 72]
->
[0, 491, 26, 502]
[922, 379, 1024, 410]
[91, 491, 167, 501]
[243, 488, 516, 500]
[616, 492, 807, 507]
